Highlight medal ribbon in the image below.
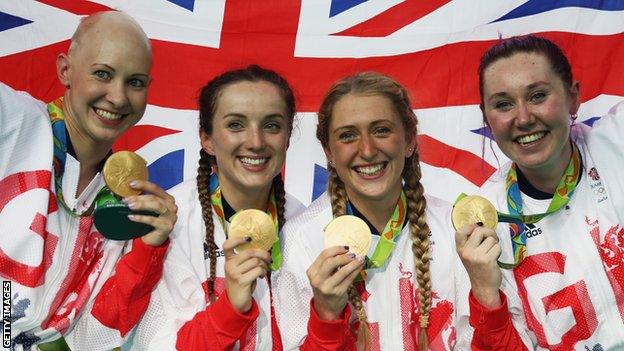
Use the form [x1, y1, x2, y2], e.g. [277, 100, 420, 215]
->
[209, 173, 281, 270]
[47, 98, 96, 217]
[346, 190, 407, 270]
[498, 142, 581, 268]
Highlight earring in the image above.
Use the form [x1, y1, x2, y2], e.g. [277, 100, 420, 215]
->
[328, 160, 334, 167]
[570, 113, 578, 121]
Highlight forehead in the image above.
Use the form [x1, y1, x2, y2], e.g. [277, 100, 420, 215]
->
[482, 52, 560, 93]
[331, 93, 400, 127]
[73, 25, 151, 75]
[215, 80, 287, 116]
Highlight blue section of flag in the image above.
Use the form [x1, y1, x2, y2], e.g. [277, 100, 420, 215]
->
[471, 126, 494, 140]
[0, 12, 32, 32]
[330, 0, 369, 17]
[167, 0, 195, 12]
[582, 116, 602, 127]
[312, 163, 329, 201]
[148, 149, 185, 190]
[495, 0, 624, 22]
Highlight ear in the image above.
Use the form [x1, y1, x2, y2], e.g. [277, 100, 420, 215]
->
[568, 81, 581, 115]
[199, 129, 215, 156]
[323, 146, 333, 166]
[405, 134, 417, 158]
[56, 53, 71, 88]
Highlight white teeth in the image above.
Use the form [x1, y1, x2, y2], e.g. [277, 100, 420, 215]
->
[240, 157, 268, 165]
[516, 132, 546, 144]
[95, 108, 123, 121]
[354, 163, 384, 175]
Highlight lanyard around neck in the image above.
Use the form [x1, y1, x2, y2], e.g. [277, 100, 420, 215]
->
[48, 98, 97, 217]
[498, 142, 582, 269]
[208, 173, 282, 270]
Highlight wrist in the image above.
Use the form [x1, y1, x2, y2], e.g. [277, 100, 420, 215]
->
[313, 299, 344, 321]
[471, 287, 502, 309]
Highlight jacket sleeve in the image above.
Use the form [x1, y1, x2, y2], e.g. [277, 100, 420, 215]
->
[175, 292, 259, 351]
[299, 299, 355, 351]
[468, 290, 529, 351]
[91, 237, 169, 336]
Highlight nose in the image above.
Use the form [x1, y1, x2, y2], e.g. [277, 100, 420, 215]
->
[358, 134, 377, 160]
[106, 81, 129, 109]
[245, 126, 266, 151]
[514, 102, 535, 128]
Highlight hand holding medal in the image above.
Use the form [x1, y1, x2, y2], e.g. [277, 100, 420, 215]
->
[223, 209, 275, 313]
[94, 151, 177, 245]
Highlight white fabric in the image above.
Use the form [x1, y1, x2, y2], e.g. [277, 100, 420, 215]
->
[127, 178, 305, 350]
[478, 101, 624, 350]
[272, 192, 473, 350]
[0, 83, 126, 350]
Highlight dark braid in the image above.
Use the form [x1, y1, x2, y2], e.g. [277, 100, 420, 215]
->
[197, 149, 218, 302]
[272, 175, 286, 231]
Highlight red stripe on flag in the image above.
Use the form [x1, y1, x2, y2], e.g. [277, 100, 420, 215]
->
[35, 0, 112, 15]
[418, 135, 496, 186]
[113, 125, 181, 153]
[0, 2, 622, 112]
[333, 0, 451, 37]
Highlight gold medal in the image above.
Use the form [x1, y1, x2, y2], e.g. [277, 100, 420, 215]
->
[452, 195, 498, 230]
[228, 209, 277, 251]
[324, 215, 372, 257]
[103, 151, 148, 197]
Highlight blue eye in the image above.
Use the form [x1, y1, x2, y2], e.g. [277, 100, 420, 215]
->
[373, 126, 390, 136]
[338, 131, 357, 142]
[494, 101, 513, 111]
[94, 70, 111, 81]
[530, 91, 547, 103]
[264, 122, 282, 132]
[129, 78, 147, 88]
[227, 121, 244, 131]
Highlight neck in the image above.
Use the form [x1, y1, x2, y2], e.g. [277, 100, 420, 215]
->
[347, 187, 401, 234]
[217, 174, 272, 212]
[518, 141, 573, 194]
[64, 111, 112, 197]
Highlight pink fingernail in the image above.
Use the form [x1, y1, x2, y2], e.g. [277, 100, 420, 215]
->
[130, 181, 139, 187]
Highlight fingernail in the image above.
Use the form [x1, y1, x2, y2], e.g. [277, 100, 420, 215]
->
[128, 214, 136, 221]
[130, 181, 139, 187]
[343, 245, 349, 250]
[347, 253, 356, 259]
[127, 202, 137, 209]
[476, 221, 484, 227]
[245, 236, 252, 242]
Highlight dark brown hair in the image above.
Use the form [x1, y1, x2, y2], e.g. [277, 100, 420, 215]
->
[197, 65, 295, 300]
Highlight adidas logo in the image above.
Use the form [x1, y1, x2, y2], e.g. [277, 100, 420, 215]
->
[524, 223, 542, 238]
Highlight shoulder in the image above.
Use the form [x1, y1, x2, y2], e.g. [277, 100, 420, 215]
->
[0, 83, 48, 131]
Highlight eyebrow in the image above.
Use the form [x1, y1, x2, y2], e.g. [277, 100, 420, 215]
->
[223, 113, 286, 120]
[91, 63, 150, 79]
[487, 81, 551, 103]
[331, 119, 393, 133]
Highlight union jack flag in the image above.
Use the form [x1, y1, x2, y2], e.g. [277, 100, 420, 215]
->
[1, 0, 623, 205]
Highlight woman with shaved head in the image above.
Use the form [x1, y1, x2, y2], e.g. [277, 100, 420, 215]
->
[0, 11, 176, 350]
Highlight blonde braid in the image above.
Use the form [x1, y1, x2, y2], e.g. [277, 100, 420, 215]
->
[403, 153, 432, 351]
[328, 166, 370, 350]
[197, 149, 218, 303]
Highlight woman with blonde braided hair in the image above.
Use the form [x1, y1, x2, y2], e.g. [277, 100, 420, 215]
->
[273, 72, 472, 350]
[129, 65, 304, 350]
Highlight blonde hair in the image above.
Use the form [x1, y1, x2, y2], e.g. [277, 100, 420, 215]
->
[318, 72, 432, 350]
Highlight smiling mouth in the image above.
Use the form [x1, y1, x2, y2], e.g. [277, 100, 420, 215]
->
[353, 162, 387, 176]
[94, 108, 126, 121]
[515, 131, 546, 145]
[239, 156, 269, 166]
